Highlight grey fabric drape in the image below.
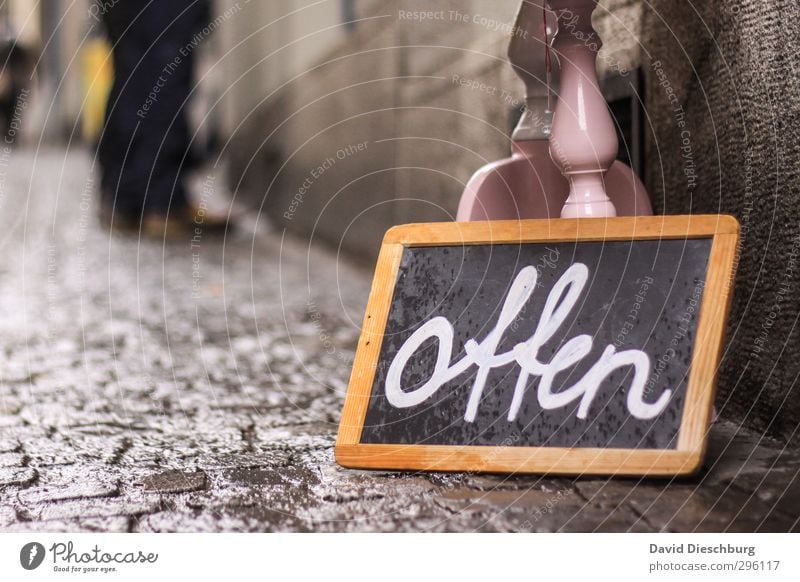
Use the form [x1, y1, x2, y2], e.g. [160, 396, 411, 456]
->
[642, 1, 800, 439]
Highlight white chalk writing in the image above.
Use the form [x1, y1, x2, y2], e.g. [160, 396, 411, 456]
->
[385, 263, 670, 422]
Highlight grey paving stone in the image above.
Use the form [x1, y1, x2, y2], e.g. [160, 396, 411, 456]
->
[0, 452, 25, 467]
[4, 516, 131, 533]
[17, 480, 119, 505]
[0, 505, 17, 527]
[0, 438, 20, 453]
[0, 467, 37, 487]
[138, 470, 207, 494]
[24, 497, 161, 522]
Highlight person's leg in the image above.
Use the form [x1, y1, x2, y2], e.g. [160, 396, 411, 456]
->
[98, 0, 209, 224]
[97, 2, 148, 220]
[130, 1, 209, 217]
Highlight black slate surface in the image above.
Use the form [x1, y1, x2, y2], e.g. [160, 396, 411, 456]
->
[361, 239, 712, 449]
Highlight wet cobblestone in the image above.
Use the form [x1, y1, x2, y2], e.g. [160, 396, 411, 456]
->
[0, 149, 798, 532]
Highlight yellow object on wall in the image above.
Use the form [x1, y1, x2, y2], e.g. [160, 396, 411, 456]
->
[81, 38, 113, 143]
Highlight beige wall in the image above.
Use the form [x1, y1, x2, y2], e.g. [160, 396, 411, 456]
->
[2, 0, 87, 141]
[4, 0, 41, 46]
[220, 0, 644, 257]
[60, 0, 91, 137]
[214, 0, 353, 140]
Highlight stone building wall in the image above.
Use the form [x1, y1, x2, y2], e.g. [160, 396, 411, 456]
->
[228, 0, 644, 258]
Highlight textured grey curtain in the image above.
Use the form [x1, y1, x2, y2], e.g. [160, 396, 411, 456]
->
[642, 1, 800, 439]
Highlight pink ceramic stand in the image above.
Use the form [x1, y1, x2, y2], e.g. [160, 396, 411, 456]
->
[456, 0, 651, 221]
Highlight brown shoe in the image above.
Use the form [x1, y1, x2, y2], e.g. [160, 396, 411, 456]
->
[141, 206, 232, 240]
[184, 204, 231, 233]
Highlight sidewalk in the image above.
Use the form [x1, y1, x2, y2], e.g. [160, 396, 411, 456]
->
[0, 149, 797, 532]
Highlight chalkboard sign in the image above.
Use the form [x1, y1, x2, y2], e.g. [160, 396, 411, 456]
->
[336, 216, 739, 476]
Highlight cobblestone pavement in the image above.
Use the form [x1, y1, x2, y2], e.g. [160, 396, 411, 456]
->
[0, 149, 798, 532]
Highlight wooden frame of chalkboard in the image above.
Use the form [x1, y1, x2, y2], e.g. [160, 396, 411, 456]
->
[335, 215, 739, 476]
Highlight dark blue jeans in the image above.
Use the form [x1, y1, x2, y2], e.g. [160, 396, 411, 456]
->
[98, 0, 210, 218]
